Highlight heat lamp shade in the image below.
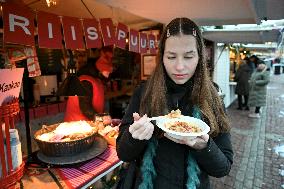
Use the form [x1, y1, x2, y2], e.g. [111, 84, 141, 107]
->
[57, 75, 87, 96]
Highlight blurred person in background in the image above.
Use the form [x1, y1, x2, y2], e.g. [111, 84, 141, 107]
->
[248, 62, 270, 118]
[249, 55, 260, 70]
[235, 57, 253, 110]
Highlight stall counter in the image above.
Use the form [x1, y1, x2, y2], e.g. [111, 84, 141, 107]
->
[20, 145, 122, 189]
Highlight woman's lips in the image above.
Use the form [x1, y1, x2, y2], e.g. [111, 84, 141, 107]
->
[173, 74, 188, 79]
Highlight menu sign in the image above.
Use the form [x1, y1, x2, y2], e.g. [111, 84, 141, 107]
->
[0, 68, 24, 105]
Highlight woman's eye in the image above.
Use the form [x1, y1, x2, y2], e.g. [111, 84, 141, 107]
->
[185, 56, 193, 59]
[167, 56, 176, 60]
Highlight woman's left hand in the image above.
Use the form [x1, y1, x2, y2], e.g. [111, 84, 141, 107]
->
[164, 133, 209, 150]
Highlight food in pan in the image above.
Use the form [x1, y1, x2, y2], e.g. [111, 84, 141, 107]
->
[37, 121, 97, 142]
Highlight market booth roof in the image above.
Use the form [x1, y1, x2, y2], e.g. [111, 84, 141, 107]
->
[21, 0, 284, 45]
[23, 0, 284, 28]
[93, 0, 283, 44]
[202, 29, 281, 44]
[95, 0, 284, 26]
[22, 0, 158, 29]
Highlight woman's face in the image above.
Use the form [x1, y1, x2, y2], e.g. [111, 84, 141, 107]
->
[163, 35, 199, 84]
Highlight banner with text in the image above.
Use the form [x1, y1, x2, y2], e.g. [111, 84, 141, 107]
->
[3, 3, 158, 54]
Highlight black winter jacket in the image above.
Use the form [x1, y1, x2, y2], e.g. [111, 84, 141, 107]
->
[116, 82, 233, 189]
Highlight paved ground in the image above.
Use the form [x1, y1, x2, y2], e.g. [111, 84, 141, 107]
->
[211, 73, 284, 189]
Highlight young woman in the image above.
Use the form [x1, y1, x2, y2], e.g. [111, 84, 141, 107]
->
[116, 17, 233, 189]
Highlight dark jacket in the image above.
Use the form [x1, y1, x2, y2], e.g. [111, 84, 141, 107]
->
[235, 63, 253, 95]
[116, 82, 233, 189]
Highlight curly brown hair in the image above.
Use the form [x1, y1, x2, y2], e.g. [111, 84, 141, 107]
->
[139, 18, 230, 136]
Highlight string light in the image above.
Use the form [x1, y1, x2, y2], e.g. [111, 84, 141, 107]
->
[46, 0, 58, 7]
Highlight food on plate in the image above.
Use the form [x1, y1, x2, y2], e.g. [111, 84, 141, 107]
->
[165, 121, 202, 133]
[103, 115, 112, 125]
[107, 130, 118, 138]
[95, 114, 112, 125]
[99, 125, 119, 138]
[98, 125, 119, 146]
[151, 110, 209, 139]
[166, 109, 182, 118]
[92, 113, 120, 145]
[37, 121, 97, 142]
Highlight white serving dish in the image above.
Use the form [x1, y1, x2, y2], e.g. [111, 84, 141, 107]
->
[150, 116, 210, 140]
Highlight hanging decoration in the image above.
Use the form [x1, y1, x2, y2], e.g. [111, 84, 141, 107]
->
[3, 3, 35, 46]
[2, 2, 157, 55]
[37, 11, 63, 49]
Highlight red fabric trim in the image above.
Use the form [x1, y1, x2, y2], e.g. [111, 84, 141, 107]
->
[54, 146, 120, 188]
[55, 169, 76, 189]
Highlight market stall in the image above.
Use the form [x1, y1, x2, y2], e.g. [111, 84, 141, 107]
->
[0, 0, 162, 188]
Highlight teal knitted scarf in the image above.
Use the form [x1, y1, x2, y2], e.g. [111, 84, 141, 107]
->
[138, 106, 201, 189]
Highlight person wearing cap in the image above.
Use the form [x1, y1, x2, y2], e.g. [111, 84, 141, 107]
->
[64, 47, 113, 122]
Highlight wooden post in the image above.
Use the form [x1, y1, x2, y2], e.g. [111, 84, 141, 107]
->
[0, 119, 7, 177]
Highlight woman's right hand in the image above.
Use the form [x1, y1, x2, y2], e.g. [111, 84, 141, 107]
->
[128, 113, 154, 140]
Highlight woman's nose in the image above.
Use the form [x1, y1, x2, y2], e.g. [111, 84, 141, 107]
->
[175, 58, 185, 71]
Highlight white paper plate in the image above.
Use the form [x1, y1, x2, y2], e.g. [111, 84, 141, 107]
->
[150, 116, 210, 140]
